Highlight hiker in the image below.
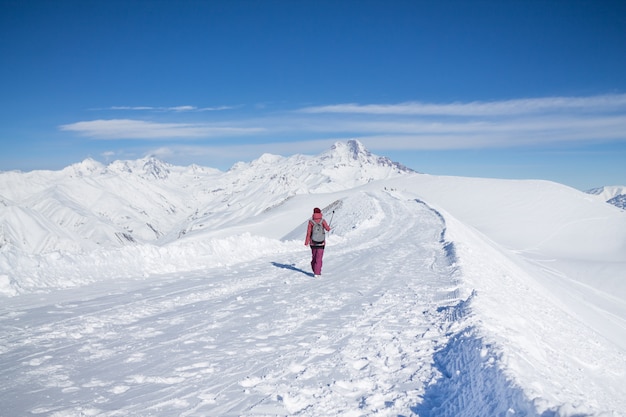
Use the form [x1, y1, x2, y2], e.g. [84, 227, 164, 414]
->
[304, 207, 331, 277]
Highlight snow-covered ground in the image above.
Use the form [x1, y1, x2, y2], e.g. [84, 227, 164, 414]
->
[1, 141, 625, 416]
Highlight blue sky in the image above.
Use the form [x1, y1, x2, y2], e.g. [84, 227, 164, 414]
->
[1, 0, 625, 190]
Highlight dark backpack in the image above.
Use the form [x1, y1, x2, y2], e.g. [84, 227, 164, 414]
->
[310, 219, 325, 243]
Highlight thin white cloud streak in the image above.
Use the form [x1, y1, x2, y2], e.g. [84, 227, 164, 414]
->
[301, 115, 626, 140]
[299, 94, 626, 116]
[110, 106, 155, 111]
[60, 119, 265, 140]
[267, 114, 624, 134]
[235, 112, 626, 150]
[109, 105, 234, 112]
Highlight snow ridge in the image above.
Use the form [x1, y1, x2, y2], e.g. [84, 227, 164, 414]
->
[410, 202, 539, 417]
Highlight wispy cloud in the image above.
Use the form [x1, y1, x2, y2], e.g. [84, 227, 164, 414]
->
[109, 106, 155, 111]
[298, 94, 626, 116]
[60, 119, 265, 140]
[108, 105, 235, 112]
[64, 94, 626, 152]
[288, 94, 626, 151]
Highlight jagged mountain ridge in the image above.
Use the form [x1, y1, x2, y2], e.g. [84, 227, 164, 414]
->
[0, 140, 414, 254]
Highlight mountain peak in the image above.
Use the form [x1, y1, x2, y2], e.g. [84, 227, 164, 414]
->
[322, 140, 415, 174]
[62, 158, 106, 177]
[329, 139, 372, 160]
[106, 156, 172, 179]
[141, 156, 171, 180]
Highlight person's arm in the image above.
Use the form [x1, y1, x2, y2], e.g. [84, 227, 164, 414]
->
[304, 221, 312, 245]
[323, 219, 331, 231]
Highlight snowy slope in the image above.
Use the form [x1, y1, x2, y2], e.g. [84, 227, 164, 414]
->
[1, 141, 625, 416]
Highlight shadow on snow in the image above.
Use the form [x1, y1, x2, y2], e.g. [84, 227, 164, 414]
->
[271, 262, 314, 278]
[412, 298, 590, 417]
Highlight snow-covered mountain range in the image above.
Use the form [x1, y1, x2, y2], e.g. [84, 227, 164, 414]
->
[1, 140, 625, 416]
[0, 140, 413, 254]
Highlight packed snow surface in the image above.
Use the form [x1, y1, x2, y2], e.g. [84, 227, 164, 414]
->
[1, 141, 625, 416]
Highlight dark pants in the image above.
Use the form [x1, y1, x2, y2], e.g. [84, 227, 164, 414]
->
[310, 246, 325, 275]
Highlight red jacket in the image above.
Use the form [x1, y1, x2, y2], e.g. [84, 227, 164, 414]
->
[305, 212, 331, 246]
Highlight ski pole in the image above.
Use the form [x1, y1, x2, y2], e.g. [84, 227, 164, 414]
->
[328, 210, 335, 230]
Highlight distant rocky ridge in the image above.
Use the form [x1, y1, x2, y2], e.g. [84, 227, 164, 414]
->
[586, 185, 626, 210]
[607, 194, 626, 210]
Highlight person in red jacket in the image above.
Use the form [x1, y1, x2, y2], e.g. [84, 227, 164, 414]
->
[304, 207, 332, 277]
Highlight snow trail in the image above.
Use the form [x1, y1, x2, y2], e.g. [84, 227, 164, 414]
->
[0, 190, 582, 416]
